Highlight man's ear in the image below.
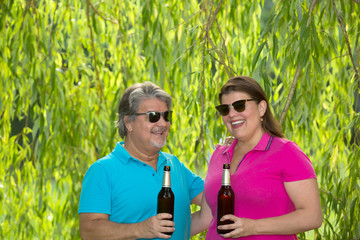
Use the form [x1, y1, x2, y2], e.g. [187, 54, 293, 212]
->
[258, 100, 267, 117]
[124, 116, 133, 132]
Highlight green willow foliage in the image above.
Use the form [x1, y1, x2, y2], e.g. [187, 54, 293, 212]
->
[1, 0, 359, 239]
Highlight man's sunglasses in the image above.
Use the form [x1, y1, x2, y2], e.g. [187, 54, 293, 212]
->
[134, 111, 172, 123]
[215, 99, 257, 116]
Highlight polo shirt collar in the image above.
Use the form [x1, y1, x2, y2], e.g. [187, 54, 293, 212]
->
[253, 132, 272, 151]
[222, 138, 238, 155]
[112, 141, 131, 163]
[113, 141, 167, 165]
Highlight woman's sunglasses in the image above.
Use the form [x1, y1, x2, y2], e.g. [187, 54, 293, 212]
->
[134, 111, 172, 123]
[215, 99, 257, 116]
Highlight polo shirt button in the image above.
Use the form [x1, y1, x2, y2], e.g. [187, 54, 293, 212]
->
[152, 173, 155, 176]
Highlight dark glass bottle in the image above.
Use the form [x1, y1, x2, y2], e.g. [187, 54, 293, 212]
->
[157, 165, 175, 236]
[217, 163, 235, 234]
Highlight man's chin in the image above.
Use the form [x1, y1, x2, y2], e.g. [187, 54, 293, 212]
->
[151, 140, 166, 149]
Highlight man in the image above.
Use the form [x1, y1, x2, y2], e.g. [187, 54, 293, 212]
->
[78, 81, 204, 239]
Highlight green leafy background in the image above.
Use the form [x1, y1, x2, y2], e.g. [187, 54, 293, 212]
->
[1, 0, 359, 239]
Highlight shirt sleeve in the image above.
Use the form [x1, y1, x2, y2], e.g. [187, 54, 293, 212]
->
[78, 162, 112, 214]
[181, 162, 204, 202]
[281, 141, 317, 182]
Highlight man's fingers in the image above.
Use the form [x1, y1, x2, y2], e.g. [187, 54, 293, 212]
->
[156, 213, 173, 220]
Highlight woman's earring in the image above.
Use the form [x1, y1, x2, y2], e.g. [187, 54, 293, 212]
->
[260, 117, 263, 122]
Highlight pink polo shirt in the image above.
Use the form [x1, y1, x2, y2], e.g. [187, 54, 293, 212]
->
[204, 132, 316, 240]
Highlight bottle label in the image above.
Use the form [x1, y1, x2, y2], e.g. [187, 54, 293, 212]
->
[222, 168, 231, 186]
[163, 171, 171, 187]
[162, 166, 171, 187]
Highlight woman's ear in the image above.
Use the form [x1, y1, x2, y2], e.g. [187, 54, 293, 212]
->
[258, 100, 267, 117]
[124, 116, 133, 132]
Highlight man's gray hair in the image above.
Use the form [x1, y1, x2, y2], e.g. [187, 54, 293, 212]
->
[116, 81, 172, 138]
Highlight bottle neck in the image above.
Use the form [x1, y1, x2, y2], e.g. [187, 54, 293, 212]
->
[162, 170, 171, 187]
[221, 168, 231, 186]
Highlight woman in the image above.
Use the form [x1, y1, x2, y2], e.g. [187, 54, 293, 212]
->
[191, 76, 322, 239]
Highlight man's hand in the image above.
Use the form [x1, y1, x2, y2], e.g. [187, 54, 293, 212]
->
[138, 213, 175, 239]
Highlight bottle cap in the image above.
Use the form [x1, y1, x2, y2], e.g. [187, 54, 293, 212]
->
[223, 163, 230, 169]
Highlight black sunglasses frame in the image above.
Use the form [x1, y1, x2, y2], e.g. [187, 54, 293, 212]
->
[134, 111, 173, 123]
[215, 99, 257, 116]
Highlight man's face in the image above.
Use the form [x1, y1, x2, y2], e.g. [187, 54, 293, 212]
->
[127, 98, 171, 152]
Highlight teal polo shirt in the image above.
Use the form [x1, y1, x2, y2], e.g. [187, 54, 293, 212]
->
[78, 142, 204, 240]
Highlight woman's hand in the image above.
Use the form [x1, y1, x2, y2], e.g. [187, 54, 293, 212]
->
[218, 215, 256, 238]
[215, 136, 235, 148]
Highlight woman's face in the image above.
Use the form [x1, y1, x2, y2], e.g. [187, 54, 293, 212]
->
[220, 91, 266, 145]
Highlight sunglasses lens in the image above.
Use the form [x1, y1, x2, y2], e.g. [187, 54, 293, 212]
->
[147, 111, 172, 123]
[216, 105, 230, 116]
[233, 100, 246, 112]
[148, 112, 161, 123]
[164, 111, 172, 122]
[216, 100, 247, 116]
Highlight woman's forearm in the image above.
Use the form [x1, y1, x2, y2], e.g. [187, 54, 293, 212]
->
[253, 208, 322, 235]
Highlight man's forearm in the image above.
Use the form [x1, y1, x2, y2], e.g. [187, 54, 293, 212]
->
[80, 219, 140, 240]
[190, 194, 212, 236]
[79, 212, 174, 240]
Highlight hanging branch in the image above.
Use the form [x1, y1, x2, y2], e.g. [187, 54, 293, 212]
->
[331, 0, 360, 150]
[170, 9, 202, 31]
[203, 0, 223, 54]
[169, 4, 209, 65]
[207, 37, 232, 77]
[88, 1, 118, 24]
[331, 0, 360, 83]
[306, 0, 318, 27]
[280, 63, 301, 125]
[200, 0, 215, 161]
[204, 0, 222, 37]
[203, 0, 236, 78]
[279, 0, 319, 125]
[32, 1, 42, 53]
[197, 0, 222, 161]
[216, 19, 237, 77]
[48, 0, 59, 58]
[172, 40, 198, 65]
[86, 0, 103, 99]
